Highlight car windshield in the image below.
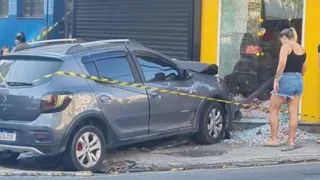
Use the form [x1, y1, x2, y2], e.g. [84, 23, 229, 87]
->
[0, 58, 62, 86]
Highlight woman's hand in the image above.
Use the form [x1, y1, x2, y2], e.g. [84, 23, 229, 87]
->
[273, 81, 279, 93]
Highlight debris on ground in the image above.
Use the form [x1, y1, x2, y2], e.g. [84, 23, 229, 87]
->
[226, 103, 320, 146]
[234, 94, 269, 119]
[226, 123, 320, 146]
[99, 160, 137, 174]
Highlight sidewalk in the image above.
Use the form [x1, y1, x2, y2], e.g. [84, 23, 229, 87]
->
[99, 117, 320, 173]
[1, 123, 320, 175]
[100, 141, 320, 173]
[1, 140, 320, 175]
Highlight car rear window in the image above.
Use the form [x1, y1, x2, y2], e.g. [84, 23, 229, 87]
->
[0, 58, 62, 86]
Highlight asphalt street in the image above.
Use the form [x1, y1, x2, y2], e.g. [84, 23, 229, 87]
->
[2, 162, 320, 180]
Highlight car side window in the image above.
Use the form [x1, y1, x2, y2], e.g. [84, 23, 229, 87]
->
[84, 62, 99, 77]
[136, 56, 180, 82]
[84, 57, 135, 83]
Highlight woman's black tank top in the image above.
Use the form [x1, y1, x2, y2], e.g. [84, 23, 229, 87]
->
[283, 45, 306, 73]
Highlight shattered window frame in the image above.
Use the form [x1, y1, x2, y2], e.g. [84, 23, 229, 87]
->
[219, 0, 305, 119]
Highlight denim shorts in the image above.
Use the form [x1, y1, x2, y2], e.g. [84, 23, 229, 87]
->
[272, 72, 303, 98]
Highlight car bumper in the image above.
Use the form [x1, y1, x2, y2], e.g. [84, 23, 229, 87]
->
[0, 144, 44, 154]
[229, 93, 242, 117]
[0, 113, 70, 155]
[0, 123, 64, 155]
[226, 93, 242, 131]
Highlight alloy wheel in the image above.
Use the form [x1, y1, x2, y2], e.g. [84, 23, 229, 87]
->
[75, 132, 102, 168]
[207, 108, 223, 138]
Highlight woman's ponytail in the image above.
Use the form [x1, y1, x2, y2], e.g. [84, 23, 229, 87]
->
[290, 27, 298, 42]
[280, 27, 299, 41]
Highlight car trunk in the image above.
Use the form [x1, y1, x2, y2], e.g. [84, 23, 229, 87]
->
[0, 56, 63, 121]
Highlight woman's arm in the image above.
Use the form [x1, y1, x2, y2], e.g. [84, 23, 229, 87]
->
[302, 62, 307, 76]
[274, 44, 290, 82]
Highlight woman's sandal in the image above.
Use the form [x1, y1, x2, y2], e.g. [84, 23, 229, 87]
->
[263, 141, 280, 147]
[281, 144, 303, 152]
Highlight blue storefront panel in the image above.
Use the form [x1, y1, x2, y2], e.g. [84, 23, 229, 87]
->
[0, 0, 64, 48]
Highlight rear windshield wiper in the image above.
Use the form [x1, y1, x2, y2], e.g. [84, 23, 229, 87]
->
[6, 82, 33, 86]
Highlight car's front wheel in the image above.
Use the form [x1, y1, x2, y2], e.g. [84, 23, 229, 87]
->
[195, 102, 226, 144]
[63, 125, 106, 172]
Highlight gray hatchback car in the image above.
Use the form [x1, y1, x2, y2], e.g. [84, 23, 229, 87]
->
[0, 39, 240, 172]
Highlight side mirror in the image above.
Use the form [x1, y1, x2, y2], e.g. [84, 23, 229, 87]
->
[182, 69, 193, 80]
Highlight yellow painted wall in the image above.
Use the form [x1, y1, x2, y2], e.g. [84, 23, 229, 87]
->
[301, 0, 320, 123]
[199, 0, 320, 123]
[200, 0, 220, 64]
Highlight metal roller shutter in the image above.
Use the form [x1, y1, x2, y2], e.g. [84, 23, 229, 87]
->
[73, 0, 195, 61]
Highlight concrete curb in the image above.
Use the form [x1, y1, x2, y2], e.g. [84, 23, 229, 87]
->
[0, 171, 93, 177]
[103, 155, 320, 174]
[2, 156, 320, 176]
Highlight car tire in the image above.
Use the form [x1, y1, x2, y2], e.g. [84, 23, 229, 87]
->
[0, 152, 20, 165]
[63, 125, 106, 172]
[195, 102, 226, 145]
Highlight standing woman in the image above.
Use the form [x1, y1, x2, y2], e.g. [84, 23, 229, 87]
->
[264, 27, 307, 151]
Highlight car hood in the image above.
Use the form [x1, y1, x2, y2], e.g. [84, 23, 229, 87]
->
[174, 61, 218, 76]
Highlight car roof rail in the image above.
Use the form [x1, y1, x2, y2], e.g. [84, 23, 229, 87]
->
[11, 43, 31, 52]
[82, 39, 129, 45]
[9, 39, 86, 53]
[28, 38, 85, 46]
[81, 39, 143, 47]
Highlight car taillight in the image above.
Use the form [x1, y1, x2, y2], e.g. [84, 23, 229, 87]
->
[40, 92, 73, 113]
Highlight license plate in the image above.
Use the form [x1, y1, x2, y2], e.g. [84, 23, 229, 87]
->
[0, 130, 16, 142]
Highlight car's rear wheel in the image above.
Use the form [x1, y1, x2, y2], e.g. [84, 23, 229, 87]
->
[195, 102, 226, 144]
[0, 152, 20, 165]
[63, 125, 106, 172]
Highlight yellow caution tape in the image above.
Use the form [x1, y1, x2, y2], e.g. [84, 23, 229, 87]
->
[0, 70, 319, 120]
[28, 71, 320, 120]
[30, 10, 72, 42]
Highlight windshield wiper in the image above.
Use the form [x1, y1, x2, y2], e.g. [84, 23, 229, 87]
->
[7, 82, 33, 86]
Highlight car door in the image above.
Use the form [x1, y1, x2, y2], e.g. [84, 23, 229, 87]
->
[81, 50, 150, 139]
[132, 50, 197, 133]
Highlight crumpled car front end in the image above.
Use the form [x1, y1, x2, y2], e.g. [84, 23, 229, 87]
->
[175, 60, 243, 131]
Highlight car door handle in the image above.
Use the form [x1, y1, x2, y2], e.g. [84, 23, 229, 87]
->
[100, 95, 112, 104]
[150, 91, 161, 99]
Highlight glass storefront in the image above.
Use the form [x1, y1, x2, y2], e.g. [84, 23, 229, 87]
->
[219, 0, 304, 119]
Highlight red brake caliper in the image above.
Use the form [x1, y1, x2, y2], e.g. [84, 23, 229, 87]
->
[77, 143, 83, 151]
